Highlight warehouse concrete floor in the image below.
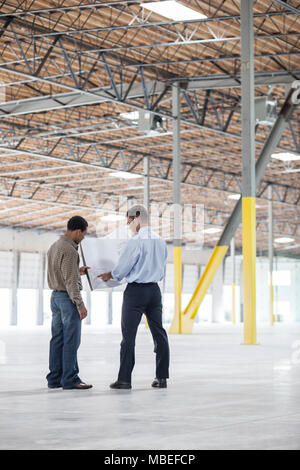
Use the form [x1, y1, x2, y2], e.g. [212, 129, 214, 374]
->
[0, 323, 299, 450]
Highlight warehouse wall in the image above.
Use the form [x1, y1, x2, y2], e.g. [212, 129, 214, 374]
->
[224, 255, 300, 323]
[0, 228, 217, 326]
[0, 228, 57, 252]
[1, 228, 298, 327]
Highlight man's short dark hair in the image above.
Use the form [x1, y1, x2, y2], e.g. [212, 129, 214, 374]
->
[67, 216, 88, 232]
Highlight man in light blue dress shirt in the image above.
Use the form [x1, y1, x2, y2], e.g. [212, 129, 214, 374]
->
[99, 204, 170, 389]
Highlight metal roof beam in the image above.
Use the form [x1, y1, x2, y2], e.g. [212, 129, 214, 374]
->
[271, 0, 300, 16]
[1, 145, 299, 210]
[0, 70, 297, 120]
[1, 2, 296, 20]
[0, 1, 153, 18]
[4, 8, 297, 38]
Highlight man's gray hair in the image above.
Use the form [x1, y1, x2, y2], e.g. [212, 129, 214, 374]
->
[127, 204, 148, 223]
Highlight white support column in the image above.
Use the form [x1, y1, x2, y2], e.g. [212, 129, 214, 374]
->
[195, 264, 202, 323]
[85, 288, 92, 325]
[107, 289, 113, 325]
[169, 82, 182, 334]
[231, 238, 236, 324]
[143, 155, 150, 329]
[268, 184, 274, 326]
[10, 250, 20, 326]
[143, 155, 150, 215]
[211, 265, 224, 322]
[239, 260, 244, 323]
[81, 274, 91, 325]
[36, 251, 45, 325]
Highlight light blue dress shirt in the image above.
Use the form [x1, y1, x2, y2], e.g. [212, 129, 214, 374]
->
[112, 226, 168, 283]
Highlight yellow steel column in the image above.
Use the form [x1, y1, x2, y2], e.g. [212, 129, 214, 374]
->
[241, 1, 257, 345]
[169, 82, 182, 334]
[170, 246, 182, 334]
[242, 197, 257, 344]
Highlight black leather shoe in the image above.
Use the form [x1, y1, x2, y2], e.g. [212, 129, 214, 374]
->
[110, 380, 132, 389]
[48, 384, 62, 389]
[152, 378, 167, 388]
[63, 382, 93, 390]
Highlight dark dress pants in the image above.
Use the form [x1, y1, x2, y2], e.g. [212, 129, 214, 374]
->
[118, 282, 170, 383]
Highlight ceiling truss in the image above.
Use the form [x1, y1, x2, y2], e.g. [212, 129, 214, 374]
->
[0, 0, 299, 256]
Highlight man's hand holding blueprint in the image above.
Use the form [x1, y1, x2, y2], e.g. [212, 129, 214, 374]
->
[80, 225, 130, 290]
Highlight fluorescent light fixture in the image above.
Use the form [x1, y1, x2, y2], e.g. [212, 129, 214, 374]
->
[109, 171, 143, 179]
[203, 227, 222, 234]
[271, 152, 300, 162]
[120, 111, 139, 121]
[141, 1, 207, 21]
[228, 194, 241, 200]
[274, 237, 295, 244]
[101, 214, 125, 222]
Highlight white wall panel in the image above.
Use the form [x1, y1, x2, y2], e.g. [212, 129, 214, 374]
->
[224, 255, 243, 285]
[164, 263, 174, 293]
[18, 252, 40, 289]
[0, 251, 14, 288]
[182, 264, 199, 294]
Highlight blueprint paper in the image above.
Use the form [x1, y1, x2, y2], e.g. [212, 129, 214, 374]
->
[80, 225, 131, 290]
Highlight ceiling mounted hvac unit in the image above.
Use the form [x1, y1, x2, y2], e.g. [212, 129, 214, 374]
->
[138, 110, 166, 135]
[255, 96, 277, 125]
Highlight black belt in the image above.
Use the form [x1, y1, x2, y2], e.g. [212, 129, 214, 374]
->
[128, 282, 157, 286]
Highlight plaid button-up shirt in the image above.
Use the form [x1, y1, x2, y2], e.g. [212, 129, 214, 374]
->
[47, 235, 85, 310]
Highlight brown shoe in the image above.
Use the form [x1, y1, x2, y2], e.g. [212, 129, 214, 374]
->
[63, 382, 93, 390]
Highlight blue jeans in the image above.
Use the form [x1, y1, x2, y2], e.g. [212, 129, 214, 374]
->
[46, 291, 82, 389]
